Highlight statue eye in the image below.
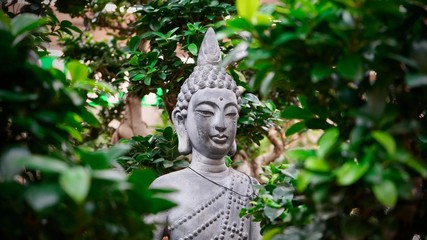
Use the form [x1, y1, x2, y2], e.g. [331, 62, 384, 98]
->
[225, 106, 238, 118]
[226, 112, 237, 117]
[197, 110, 214, 117]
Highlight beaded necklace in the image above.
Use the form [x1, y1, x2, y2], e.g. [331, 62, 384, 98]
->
[187, 166, 258, 199]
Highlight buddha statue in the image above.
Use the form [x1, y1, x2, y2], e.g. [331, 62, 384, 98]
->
[149, 28, 262, 240]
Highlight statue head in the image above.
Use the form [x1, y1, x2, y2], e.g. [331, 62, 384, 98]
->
[172, 28, 241, 158]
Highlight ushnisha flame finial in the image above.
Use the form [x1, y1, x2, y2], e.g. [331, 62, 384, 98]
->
[197, 27, 221, 66]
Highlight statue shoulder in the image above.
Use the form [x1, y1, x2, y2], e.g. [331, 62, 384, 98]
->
[231, 169, 260, 185]
[150, 168, 193, 189]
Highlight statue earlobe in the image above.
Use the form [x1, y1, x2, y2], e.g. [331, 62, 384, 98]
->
[227, 140, 237, 157]
[172, 109, 192, 155]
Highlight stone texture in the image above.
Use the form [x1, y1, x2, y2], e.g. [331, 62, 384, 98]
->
[148, 28, 261, 240]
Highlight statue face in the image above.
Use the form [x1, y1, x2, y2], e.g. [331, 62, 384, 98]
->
[185, 88, 239, 159]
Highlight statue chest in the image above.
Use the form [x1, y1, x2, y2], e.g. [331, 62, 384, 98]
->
[167, 171, 255, 240]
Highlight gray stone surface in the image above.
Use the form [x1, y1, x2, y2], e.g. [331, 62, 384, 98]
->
[149, 28, 262, 240]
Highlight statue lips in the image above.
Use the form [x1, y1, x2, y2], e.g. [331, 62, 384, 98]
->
[211, 134, 228, 144]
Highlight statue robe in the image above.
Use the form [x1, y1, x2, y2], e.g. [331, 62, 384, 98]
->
[149, 168, 261, 240]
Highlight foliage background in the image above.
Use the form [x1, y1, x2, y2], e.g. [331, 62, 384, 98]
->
[232, 0, 427, 239]
[1, 0, 427, 239]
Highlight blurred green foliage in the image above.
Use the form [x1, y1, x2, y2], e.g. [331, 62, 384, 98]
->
[237, 93, 282, 150]
[118, 126, 189, 175]
[0, 1, 280, 238]
[231, 0, 427, 239]
[4, 0, 427, 239]
[119, 0, 235, 115]
[0, 12, 174, 239]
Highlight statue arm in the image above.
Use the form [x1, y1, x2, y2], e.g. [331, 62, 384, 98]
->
[250, 217, 262, 240]
[249, 176, 262, 239]
[148, 177, 172, 240]
[145, 211, 168, 240]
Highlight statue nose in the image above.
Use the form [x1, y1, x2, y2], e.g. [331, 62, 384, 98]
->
[214, 115, 226, 132]
[215, 125, 226, 132]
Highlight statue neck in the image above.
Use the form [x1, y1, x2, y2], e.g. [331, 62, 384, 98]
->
[189, 150, 228, 174]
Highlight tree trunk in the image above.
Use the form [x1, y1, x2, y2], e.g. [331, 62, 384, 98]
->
[235, 128, 285, 182]
[111, 95, 148, 144]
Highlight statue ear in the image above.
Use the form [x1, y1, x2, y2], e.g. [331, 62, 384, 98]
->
[172, 109, 191, 155]
[227, 140, 237, 157]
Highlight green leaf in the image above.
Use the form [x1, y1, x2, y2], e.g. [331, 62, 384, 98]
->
[254, 12, 271, 25]
[272, 186, 294, 201]
[67, 61, 89, 83]
[174, 160, 189, 168]
[286, 148, 316, 161]
[244, 93, 261, 104]
[226, 17, 252, 31]
[236, 0, 260, 22]
[281, 106, 313, 119]
[78, 108, 100, 127]
[92, 169, 126, 181]
[264, 205, 284, 222]
[298, 96, 309, 109]
[25, 184, 61, 211]
[60, 20, 81, 33]
[372, 179, 397, 207]
[59, 20, 72, 28]
[372, 131, 396, 156]
[272, 33, 299, 46]
[263, 228, 283, 240]
[311, 63, 332, 83]
[305, 156, 330, 172]
[260, 72, 275, 97]
[296, 170, 311, 192]
[80, 150, 109, 169]
[102, 144, 131, 162]
[144, 76, 151, 85]
[0, 11, 11, 29]
[165, 27, 179, 38]
[80, 148, 111, 169]
[59, 166, 91, 204]
[305, 118, 333, 129]
[406, 73, 427, 88]
[163, 126, 173, 141]
[11, 13, 46, 36]
[130, 55, 139, 66]
[15, 155, 68, 173]
[132, 73, 144, 81]
[0, 90, 37, 101]
[285, 121, 306, 136]
[140, 31, 154, 40]
[163, 160, 174, 168]
[145, 197, 177, 214]
[0, 146, 30, 180]
[159, 72, 167, 80]
[84, 80, 116, 94]
[336, 55, 363, 82]
[129, 35, 141, 51]
[336, 160, 369, 186]
[60, 126, 83, 142]
[187, 43, 198, 55]
[128, 169, 157, 189]
[402, 158, 427, 178]
[395, 151, 427, 177]
[318, 128, 339, 158]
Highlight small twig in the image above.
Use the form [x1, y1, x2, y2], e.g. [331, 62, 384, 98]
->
[4, 0, 17, 9]
[253, 127, 285, 182]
